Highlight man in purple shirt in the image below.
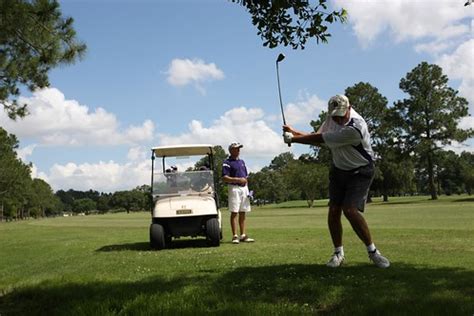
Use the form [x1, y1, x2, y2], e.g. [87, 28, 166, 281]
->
[222, 142, 255, 244]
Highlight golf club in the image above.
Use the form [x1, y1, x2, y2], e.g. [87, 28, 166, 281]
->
[276, 53, 291, 147]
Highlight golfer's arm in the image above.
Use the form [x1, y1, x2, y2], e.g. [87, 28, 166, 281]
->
[222, 175, 244, 184]
[292, 133, 324, 145]
[283, 125, 307, 137]
[289, 129, 307, 137]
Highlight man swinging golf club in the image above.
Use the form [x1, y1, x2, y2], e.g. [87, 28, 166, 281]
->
[282, 94, 390, 268]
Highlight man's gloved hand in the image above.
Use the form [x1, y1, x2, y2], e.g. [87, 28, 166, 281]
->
[283, 132, 293, 144]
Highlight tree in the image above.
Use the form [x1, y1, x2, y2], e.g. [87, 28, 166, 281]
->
[286, 160, 328, 207]
[344, 82, 388, 146]
[96, 193, 111, 213]
[392, 62, 473, 200]
[268, 152, 294, 171]
[248, 167, 289, 204]
[436, 150, 472, 195]
[55, 189, 74, 212]
[310, 111, 332, 165]
[371, 153, 416, 200]
[344, 82, 409, 202]
[231, 0, 347, 49]
[134, 184, 151, 212]
[1, 0, 86, 119]
[459, 151, 474, 195]
[73, 198, 96, 214]
[27, 178, 59, 217]
[194, 145, 228, 207]
[110, 190, 146, 213]
[0, 127, 32, 220]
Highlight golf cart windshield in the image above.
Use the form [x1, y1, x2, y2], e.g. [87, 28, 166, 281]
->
[153, 170, 215, 197]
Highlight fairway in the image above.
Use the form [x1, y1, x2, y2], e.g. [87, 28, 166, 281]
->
[1, 196, 473, 315]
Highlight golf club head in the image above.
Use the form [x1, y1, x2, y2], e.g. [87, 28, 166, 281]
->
[276, 53, 285, 63]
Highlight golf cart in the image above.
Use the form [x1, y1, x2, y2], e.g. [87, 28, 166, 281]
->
[149, 144, 222, 250]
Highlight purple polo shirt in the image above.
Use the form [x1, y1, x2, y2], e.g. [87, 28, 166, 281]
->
[222, 157, 248, 186]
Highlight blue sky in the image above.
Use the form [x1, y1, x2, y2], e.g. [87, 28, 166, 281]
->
[1, 0, 473, 192]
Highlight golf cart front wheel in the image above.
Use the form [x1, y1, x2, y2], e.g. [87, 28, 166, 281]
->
[206, 218, 220, 247]
[150, 223, 166, 250]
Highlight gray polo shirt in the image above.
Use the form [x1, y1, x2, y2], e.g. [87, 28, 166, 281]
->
[322, 109, 374, 170]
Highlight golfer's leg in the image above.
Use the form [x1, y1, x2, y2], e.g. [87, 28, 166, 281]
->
[230, 212, 238, 236]
[343, 207, 372, 246]
[238, 212, 246, 236]
[328, 205, 343, 247]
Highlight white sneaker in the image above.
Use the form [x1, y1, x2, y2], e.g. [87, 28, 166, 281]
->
[240, 234, 255, 242]
[369, 249, 390, 268]
[326, 252, 345, 268]
[232, 235, 240, 244]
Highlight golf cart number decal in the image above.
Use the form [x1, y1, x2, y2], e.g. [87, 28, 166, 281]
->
[176, 209, 192, 215]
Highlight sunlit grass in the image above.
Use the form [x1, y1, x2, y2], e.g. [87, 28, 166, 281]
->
[0, 195, 473, 315]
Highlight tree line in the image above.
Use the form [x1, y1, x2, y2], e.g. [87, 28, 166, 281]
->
[248, 62, 473, 205]
[198, 60, 473, 207]
[1, 61, 472, 220]
[0, 129, 152, 220]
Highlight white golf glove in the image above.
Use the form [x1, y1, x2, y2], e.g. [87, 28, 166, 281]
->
[283, 132, 293, 144]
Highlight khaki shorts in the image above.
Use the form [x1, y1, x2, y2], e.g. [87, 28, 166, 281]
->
[329, 163, 374, 212]
[228, 185, 251, 213]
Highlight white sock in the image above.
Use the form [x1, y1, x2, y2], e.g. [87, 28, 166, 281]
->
[335, 246, 344, 256]
[367, 243, 376, 253]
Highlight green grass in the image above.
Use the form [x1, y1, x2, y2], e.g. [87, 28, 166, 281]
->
[0, 195, 473, 315]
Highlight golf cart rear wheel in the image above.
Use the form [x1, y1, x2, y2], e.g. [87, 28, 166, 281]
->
[150, 223, 166, 250]
[206, 218, 220, 247]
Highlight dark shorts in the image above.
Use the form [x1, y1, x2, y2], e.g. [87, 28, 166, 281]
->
[329, 163, 374, 212]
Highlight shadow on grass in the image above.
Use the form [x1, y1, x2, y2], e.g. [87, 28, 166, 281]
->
[369, 199, 432, 206]
[96, 242, 151, 252]
[370, 196, 474, 205]
[167, 238, 211, 249]
[96, 238, 212, 252]
[1, 264, 472, 315]
[451, 197, 474, 202]
[264, 204, 328, 209]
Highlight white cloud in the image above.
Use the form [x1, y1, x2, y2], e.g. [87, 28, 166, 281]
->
[127, 146, 147, 161]
[166, 58, 225, 94]
[459, 115, 474, 130]
[44, 160, 150, 192]
[442, 139, 474, 154]
[333, 0, 473, 47]
[414, 40, 454, 55]
[247, 163, 264, 174]
[285, 94, 327, 125]
[436, 39, 474, 109]
[30, 164, 49, 182]
[124, 120, 155, 144]
[0, 88, 155, 146]
[158, 106, 289, 157]
[16, 144, 37, 162]
[331, 0, 474, 115]
[30, 146, 152, 192]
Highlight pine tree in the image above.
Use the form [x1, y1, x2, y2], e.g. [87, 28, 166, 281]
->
[392, 62, 473, 200]
[0, 0, 86, 119]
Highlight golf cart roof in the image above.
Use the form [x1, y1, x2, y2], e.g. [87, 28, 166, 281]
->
[152, 144, 214, 157]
